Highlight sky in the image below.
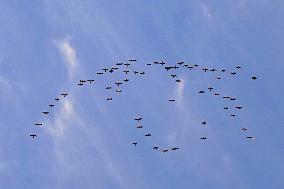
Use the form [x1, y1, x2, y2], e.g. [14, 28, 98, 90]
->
[0, 0, 283, 189]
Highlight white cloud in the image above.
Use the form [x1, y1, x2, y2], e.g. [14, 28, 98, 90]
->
[46, 97, 80, 139]
[201, 2, 213, 22]
[56, 37, 78, 77]
[174, 76, 185, 104]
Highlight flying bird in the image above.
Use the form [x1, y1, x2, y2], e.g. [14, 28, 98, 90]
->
[61, 93, 68, 97]
[171, 147, 179, 151]
[30, 134, 37, 138]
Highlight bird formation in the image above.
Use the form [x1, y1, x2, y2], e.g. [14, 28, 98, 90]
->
[132, 115, 180, 153]
[31, 59, 258, 148]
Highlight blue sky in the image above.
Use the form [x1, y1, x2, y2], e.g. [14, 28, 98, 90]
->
[0, 0, 283, 188]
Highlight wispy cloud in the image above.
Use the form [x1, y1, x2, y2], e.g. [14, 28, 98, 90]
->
[175, 77, 185, 103]
[201, 2, 213, 22]
[46, 97, 80, 139]
[56, 37, 78, 77]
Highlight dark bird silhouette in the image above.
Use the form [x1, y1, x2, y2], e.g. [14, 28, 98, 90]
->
[133, 71, 139, 74]
[210, 68, 217, 72]
[194, 64, 198, 67]
[230, 114, 236, 117]
[106, 86, 112, 90]
[115, 82, 122, 87]
[224, 107, 229, 110]
[208, 87, 213, 91]
[177, 61, 184, 65]
[42, 111, 49, 115]
[246, 136, 255, 140]
[214, 93, 220, 96]
[171, 147, 179, 151]
[236, 66, 242, 69]
[129, 59, 137, 62]
[230, 98, 236, 101]
[171, 74, 177, 78]
[172, 66, 179, 69]
[169, 99, 176, 102]
[145, 133, 151, 137]
[203, 68, 209, 72]
[116, 63, 123, 66]
[162, 149, 169, 152]
[153, 146, 159, 150]
[223, 96, 230, 99]
[188, 66, 193, 70]
[200, 137, 207, 140]
[123, 70, 129, 75]
[137, 125, 143, 128]
[87, 79, 95, 83]
[147, 63, 152, 66]
[140, 72, 146, 75]
[183, 64, 188, 67]
[124, 63, 130, 67]
[61, 93, 68, 97]
[116, 89, 122, 93]
[49, 104, 54, 108]
[30, 134, 37, 138]
[106, 97, 112, 101]
[241, 128, 247, 131]
[109, 69, 114, 73]
[102, 68, 109, 72]
[133, 142, 137, 146]
[235, 106, 243, 110]
[124, 79, 129, 82]
[252, 76, 257, 80]
[231, 72, 237, 75]
[97, 72, 103, 75]
[134, 117, 142, 122]
[221, 69, 226, 72]
[165, 66, 172, 71]
[78, 83, 83, 86]
[215, 77, 221, 80]
[54, 98, 60, 101]
[199, 91, 205, 94]
[35, 123, 42, 126]
[202, 121, 206, 125]
[175, 79, 181, 82]
[160, 61, 165, 66]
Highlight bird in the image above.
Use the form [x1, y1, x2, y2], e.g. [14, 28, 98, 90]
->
[246, 136, 255, 140]
[30, 134, 37, 138]
[133, 142, 137, 146]
[49, 104, 54, 108]
[171, 147, 179, 151]
[252, 76, 257, 80]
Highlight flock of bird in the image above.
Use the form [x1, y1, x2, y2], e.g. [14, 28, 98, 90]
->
[30, 59, 258, 153]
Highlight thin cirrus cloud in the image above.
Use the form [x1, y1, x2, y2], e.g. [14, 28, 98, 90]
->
[55, 37, 78, 78]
